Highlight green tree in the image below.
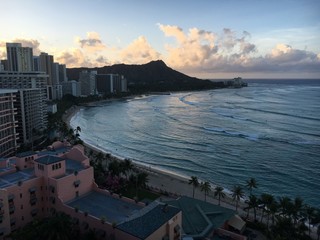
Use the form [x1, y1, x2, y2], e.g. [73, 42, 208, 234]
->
[188, 176, 199, 198]
[279, 196, 293, 217]
[231, 185, 244, 212]
[259, 193, 275, 227]
[200, 181, 211, 202]
[120, 158, 133, 180]
[108, 160, 121, 176]
[292, 197, 303, 227]
[95, 152, 104, 165]
[246, 177, 257, 195]
[305, 205, 316, 237]
[41, 212, 72, 240]
[214, 186, 225, 206]
[74, 126, 81, 138]
[136, 172, 149, 189]
[246, 194, 259, 221]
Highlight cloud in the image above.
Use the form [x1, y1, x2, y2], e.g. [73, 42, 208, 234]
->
[56, 48, 92, 68]
[0, 38, 42, 58]
[158, 24, 186, 43]
[119, 36, 161, 64]
[157, 24, 319, 77]
[95, 55, 110, 66]
[159, 24, 217, 68]
[76, 32, 106, 52]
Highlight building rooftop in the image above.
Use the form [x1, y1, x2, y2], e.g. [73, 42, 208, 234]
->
[16, 151, 35, 158]
[117, 203, 181, 240]
[35, 155, 64, 165]
[0, 89, 18, 94]
[37, 146, 71, 157]
[164, 196, 235, 239]
[0, 168, 35, 188]
[66, 191, 143, 224]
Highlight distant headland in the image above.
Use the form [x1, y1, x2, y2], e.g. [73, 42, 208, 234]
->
[67, 60, 229, 93]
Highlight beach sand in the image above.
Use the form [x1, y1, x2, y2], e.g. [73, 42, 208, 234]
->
[64, 105, 247, 215]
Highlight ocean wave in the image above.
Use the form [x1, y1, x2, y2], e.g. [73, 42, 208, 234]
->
[203, 126, 259, 141]
[179, 94, 198, 106]
[242, 107, 320, 122]
[210, 107, 259, 123]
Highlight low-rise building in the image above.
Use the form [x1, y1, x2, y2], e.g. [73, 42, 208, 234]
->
[0, 142, 182, 239]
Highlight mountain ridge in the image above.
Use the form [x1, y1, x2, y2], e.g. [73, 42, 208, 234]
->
[66, 60, 225, 92]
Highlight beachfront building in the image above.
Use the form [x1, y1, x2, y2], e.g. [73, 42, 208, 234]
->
[79, 70, 97, 96]
[62, 80, 81, 97]
[164, 196, 247, 240]
[0, 141, 182, 239]
[0, 89, 19, 157]
[96, 74, 128, 95]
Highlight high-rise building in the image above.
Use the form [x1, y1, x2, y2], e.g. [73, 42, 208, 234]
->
[33, 56, 40, 71]
[62, 80, 81, 97]
[58, 64, 67, 82]
[0, 89, 19, 157]
[0, 72, 48, 145]
[39, 52, 54, 85]
[96, 74, 127, 95]
[79, 70, 97, 96]
[0, 60, 4, 71]
[6, 43, 33, 72]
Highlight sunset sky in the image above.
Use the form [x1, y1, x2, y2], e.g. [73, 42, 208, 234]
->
[1, 0, 320, 79]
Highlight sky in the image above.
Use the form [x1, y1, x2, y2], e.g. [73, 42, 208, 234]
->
[0, 0, 320, 79]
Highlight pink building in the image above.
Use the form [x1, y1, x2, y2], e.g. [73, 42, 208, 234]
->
[0, 141, 182, 239]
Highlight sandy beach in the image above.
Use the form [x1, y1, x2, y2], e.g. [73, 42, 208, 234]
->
[63, 105, 247, 215]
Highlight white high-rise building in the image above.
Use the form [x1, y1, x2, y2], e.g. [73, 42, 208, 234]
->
[6, 43, 34, 72]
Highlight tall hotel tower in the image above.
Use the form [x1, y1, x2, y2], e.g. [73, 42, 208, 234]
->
[6, 43, 33, 72]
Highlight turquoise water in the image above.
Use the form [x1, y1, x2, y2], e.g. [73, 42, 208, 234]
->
[71, 80, 320, 207]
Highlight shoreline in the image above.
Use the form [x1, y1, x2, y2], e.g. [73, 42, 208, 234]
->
[64, 104, 246, 212]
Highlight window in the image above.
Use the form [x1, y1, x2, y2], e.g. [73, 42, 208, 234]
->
[74, 180, 80, 188]
[31, 209, 38, 217]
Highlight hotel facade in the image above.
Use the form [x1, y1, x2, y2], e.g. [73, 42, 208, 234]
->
[0, 141, 182, 240]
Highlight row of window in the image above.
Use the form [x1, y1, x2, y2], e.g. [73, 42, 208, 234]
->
[52, 162, 62, 170]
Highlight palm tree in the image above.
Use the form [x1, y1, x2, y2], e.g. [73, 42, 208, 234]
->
[269, 200, 278, 226]
[108, 160, 120, 176]
[305, 205, 315, 237]
[279, 196, 292, 217]
[246, 177, 257, 195]
[247, 194, 259, 221]
[95, 152, 104, 165]
[188, 176, 199, 198]
[200, 181, 211, 202]
[136, 172, 149, 189]
[292, 197, 303, 227]
[231, 185, 244, 212]
[120, 158, 133, 180]
[214, 186, 225, 205]
[260, 193, 275, 226]
[41, 212, 72, 240]
[74, 125, 81, 137]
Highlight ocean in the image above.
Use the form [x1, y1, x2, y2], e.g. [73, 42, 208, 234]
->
[70, 79, 320, 208]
